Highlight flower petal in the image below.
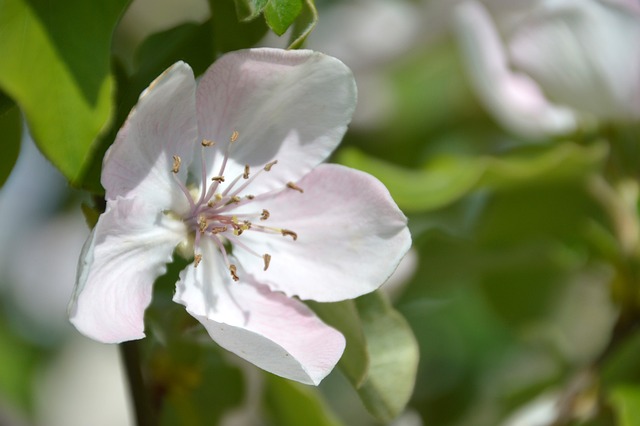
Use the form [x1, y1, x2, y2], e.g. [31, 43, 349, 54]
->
[102, 61, 198, 212]
[232, 163, 412, 302]
[196, 48, 357, 196]
[507, 0, 640, 120]
[173, 240, 345, 385]
[454, 1, 579, 139]
[69, 198, 186, 343]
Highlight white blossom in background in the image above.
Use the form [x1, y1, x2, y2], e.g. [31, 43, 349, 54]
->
[307, 0, 423, 128]
[500, 391, 560, 426]
[69, 48, 411, 385]
[454, 0, 640, 139]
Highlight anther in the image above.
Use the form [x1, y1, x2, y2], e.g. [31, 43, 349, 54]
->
[263, 253, 271, 271]
[243, 165, 250, 179]
[201, 139, 215, 147]
[264, 160, 278, 171]
[211, 176, 225, 183]
[211, 226, 228, 234]
[194, 254, 203, 267]
[230, 130, 239, 143]
[246, 195, 255, 200]
[229, 264, 239, 281]
[281, 229, 298, 241]
[226, 195, 241, 205]
[198, 215, 208, 233]
[286, 182, 304, 193]
[172, 155, 181, 174]
[260, 209, 270, 221]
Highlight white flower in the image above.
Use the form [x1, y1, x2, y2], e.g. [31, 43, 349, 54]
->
[69, 48, 411, 385]
[454, 0, 640, 138]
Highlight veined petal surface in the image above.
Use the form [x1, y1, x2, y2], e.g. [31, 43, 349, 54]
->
[195, 48, 357, 196]
[173, 239, 345, 385]
[69, 198, 186, 343]
[233, 164, 412, 302]
[102, 62, 198, 213]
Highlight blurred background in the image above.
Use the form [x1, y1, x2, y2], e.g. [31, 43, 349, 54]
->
[1, 0, 639, 425]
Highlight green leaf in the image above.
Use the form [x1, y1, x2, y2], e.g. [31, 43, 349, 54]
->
[234, 0, 269, 21]
[610, 385, 640, 426]
[0, 105, 21, 188]
[287, 0, 317, 49]
[478, 142, 608, 190]
[307, 300, 370, 387]
[263, 0, 303, 36]
[0, 0, 128, 185]
[265, 374, 343, 426]
[80, 20, 218, 192]
[337, 148, 485, 213]
[354, 292, 419, 422]
[0, 90, 15, 116]
[210, 0, 269, 53]
[337, 142, 607, 213]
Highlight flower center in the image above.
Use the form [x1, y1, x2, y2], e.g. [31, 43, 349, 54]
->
[171, 131, 301, 282]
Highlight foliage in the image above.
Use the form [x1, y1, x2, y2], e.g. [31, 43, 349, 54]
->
[1, 0, 640, 425]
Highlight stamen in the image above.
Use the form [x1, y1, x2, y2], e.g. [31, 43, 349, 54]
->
[194, 254, 202, 267]
[287, 182, 304, 193]
[211, 226, 228, 234]
[246, 195, 255, 200]
[202, 139, 215, 147]
[225, 195, 241, 205]
[231, 130, 239, 143]
[243, 165, 250, 179]
[172, 155, 181, 174]
[264, 160, 278, 171]
[281, 229, 298, 241]
[198, 215, 208, 233]
[260, 209, 270, 221]
[263, 254, 271, 271]
[171, 169, 196, 211]
[211, 176, 225, 183]
[229, 264, 239, 281]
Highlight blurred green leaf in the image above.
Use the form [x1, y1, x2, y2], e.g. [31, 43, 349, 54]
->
[0, 0, 128, 184]
[338, 142, 607, 213]
[610, 385, 640, 426]
[234, 0, 268, 21]
[264, 0, 303, 36]
[479, 142, 608, 190]
[307, 300, 370, 387]
[0, 319, 43, 413]
[337, 148, 485, 213]
[0, 91, 15, 116]
[287, 0, 317, 49]
[354, 291, 419, 422]
[0, 106, 21, 188]
[265, 375, 343, 426]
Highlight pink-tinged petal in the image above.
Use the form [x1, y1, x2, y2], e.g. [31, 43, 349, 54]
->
[507, 0, 640, 120]
[232, 163, 412, 302]
[173, 240, 345, 385]
[454, 1, 579, 139]
[102, 62, 198, 213]
[196, 48, 357, 196]
[69, 198, 187, 343]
